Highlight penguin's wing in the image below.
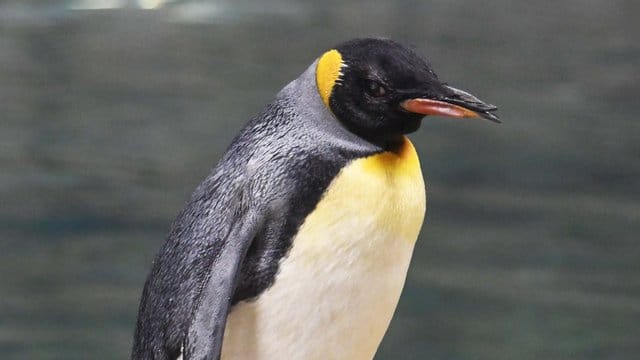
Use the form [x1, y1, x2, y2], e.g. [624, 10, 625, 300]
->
[183, 206, 265, 360]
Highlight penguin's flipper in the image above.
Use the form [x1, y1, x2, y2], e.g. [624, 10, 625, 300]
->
[184, 208, 265, 360]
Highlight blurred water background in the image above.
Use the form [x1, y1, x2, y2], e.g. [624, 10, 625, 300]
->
[1, 0, 639, 359]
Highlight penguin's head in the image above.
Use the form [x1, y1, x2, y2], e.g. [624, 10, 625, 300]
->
[316, 38, 499, 145]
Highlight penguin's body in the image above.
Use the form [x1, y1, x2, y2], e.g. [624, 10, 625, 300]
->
[133, 38, 498, 360]
[221, 116, 425, 359]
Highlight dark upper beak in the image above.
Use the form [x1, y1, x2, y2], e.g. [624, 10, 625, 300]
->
[400, 85, 500, 123]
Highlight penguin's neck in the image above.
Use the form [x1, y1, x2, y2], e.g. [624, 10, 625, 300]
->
[279, 62, 383, 156]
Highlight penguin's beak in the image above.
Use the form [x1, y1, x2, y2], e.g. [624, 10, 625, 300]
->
[400, 85, 500, 123]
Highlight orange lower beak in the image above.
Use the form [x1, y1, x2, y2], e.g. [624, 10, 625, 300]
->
[401, 98, 481, 118]
[400, 87, 501, 123]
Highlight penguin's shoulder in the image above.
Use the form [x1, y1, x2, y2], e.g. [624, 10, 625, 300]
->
[228, 130, 373, 303]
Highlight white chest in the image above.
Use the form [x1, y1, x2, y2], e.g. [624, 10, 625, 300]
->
[221, 139, 426, 360]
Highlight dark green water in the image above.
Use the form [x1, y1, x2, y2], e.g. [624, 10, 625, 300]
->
[1, 1, 639, 359]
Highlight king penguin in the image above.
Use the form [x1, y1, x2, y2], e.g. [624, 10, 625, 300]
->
[132, 38, 499, 360]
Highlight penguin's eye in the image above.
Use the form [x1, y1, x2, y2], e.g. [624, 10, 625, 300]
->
[364, 80, 386, 97]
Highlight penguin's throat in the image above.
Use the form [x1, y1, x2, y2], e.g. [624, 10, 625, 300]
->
[378, 134, 409, 154]
[361, 136, 422, 177]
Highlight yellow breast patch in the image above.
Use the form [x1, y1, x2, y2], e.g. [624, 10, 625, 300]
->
[296, 136, 426, 255]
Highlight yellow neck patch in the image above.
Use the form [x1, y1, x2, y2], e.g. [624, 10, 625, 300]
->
[316, 49, 344, 107]
[360, 136, 422, 180]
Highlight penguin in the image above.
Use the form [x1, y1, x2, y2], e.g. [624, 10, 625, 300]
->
[132, 38, 498, 360]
